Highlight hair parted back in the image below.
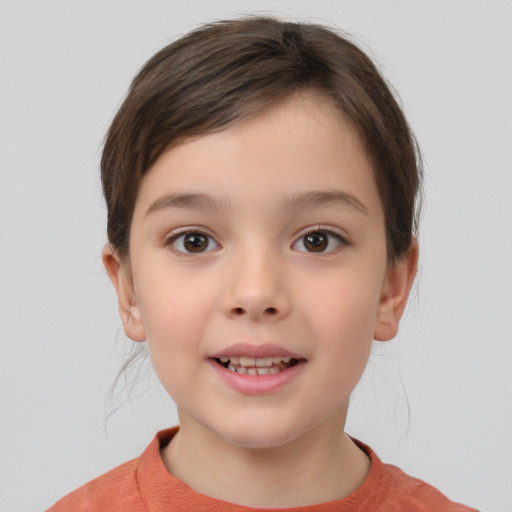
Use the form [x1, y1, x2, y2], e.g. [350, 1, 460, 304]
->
[101, 15, 422, 263]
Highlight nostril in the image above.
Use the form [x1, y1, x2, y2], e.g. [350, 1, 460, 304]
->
[265, 307, 278, 314]
[234, 307, 245, 315]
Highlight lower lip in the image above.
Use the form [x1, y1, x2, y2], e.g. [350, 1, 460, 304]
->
[208, 359, 305, 395]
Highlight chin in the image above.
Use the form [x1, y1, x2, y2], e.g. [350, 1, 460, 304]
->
[214, 415, 309, 450]
[223, 431, 296, 450]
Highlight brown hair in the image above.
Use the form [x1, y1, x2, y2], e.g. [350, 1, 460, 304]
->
[101, 15, 422, 263]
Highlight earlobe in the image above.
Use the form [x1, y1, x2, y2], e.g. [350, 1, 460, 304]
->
[374, 239, 418, 342]
[101, 244, 146, 342]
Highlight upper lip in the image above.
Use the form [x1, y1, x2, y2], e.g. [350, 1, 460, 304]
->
[210, 343, 303, 360]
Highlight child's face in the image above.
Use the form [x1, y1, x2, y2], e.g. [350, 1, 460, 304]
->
[108, 91, 414, 449]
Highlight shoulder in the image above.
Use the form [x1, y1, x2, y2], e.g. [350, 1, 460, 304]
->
[46, 427, 179, 512]
[46, 458, 143, 512]
[353, 439, 478, 512]
[379, 463, 477, 511]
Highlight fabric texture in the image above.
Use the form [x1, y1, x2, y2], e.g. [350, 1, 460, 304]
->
[47, 427, 477, 512]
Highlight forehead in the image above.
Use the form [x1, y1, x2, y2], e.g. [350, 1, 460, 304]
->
[133, 91, 381, 221]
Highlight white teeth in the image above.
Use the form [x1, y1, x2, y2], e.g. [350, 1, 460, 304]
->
[256, 357, 274, 367]
[220, 354, 297, 374]
[239, 356, 255, 367]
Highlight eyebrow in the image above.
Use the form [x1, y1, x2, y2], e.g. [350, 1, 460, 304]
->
[145, 190, 368, 218]
[281, 190, 368, 216]
[145, 193, 231, 218]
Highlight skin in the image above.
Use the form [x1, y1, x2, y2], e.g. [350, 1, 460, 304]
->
[103, 91, 418, 507]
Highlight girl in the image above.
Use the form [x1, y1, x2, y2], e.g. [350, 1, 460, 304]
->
[48, 16, 477, 511]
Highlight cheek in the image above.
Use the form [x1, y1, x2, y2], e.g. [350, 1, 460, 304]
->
[140, 288, 211, 403]
[296, 269, 381, 372]
[301, 269, 382, 332]
[134, 269, 218, 378]
[136, 260, 216, 332]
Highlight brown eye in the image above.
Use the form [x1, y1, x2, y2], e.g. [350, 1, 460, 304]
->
[183, 233, 209, 252]
[293, 229, 346, 253]
[168, 231, 219, 254]
[304, 232, 328, 252]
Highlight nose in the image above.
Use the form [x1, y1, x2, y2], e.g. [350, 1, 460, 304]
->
[222, 248, 291, 322]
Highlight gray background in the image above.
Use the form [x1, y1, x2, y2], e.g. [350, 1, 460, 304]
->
[1, 1, 511, 511]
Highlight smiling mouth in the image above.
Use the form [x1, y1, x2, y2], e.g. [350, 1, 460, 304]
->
[215, 356, 300, 375]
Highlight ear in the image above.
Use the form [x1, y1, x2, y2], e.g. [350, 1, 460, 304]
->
[102, 244, 146, 342]
[374, 239, 418, 341]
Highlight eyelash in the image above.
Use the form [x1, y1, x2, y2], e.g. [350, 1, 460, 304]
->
[164, 229, 219, 255]
[164, 226, 348, 255]
[292, 227, 348, 254]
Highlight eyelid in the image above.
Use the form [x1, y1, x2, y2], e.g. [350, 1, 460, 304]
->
[164, 227, 220, 255]
[292, 225, 349, 253]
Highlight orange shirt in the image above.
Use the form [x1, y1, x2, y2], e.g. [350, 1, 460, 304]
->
[47, 427, 477, 511]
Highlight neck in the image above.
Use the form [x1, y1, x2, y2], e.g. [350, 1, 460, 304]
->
[161, 410, 370, 508]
